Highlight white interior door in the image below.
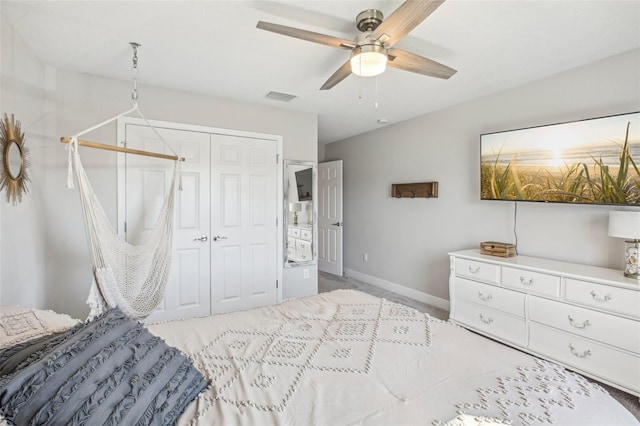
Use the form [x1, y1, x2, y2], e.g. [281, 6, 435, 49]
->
[318, 160, 343, 276]
[121, 122, 211, 323]
[210, 134, 278, 313]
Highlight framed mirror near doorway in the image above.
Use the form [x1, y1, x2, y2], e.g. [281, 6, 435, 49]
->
[284, 160, 317, 267]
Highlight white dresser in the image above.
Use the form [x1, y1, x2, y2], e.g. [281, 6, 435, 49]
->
[449, 249, 640, 397]
[287, 225, 313, 262]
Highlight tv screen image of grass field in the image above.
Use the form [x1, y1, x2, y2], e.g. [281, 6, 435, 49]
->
[481, 112, 640, 205]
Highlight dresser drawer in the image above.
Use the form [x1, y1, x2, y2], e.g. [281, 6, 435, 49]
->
[290, 228, 301, 238]
[300, 229, 312, 241]
[453, 277, 525, 318]
[565, 279, 640, 319]
[529, 323, 640, 395]
[529, 296, 640, 354]
[296, 252, 311, 261]
[452, 300, 526, 347]
[502, 266, 560, 298]
[455, 259, 499, 284]
[296, 239, 311, 252]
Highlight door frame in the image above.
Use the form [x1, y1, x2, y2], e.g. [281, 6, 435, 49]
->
[116, 117, 284, 304]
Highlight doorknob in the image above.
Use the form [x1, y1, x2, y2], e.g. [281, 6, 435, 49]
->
[193, 236, 208, 242]
[331, 222, 343, 227]
[213, 235, 228, 241]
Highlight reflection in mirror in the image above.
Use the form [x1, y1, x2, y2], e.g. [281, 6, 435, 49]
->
[7, 141, 23, 180]
[295, 167, 312, 201]
[284, 160, 317, 267]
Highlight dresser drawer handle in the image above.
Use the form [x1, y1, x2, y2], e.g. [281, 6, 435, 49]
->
[479, 313, 493, 324]
[519, 276, 534, 286]
[590, 291, 611, 303]
[478, 292, 493, 302]
[468, 266, 480, 274]
[568, 343, 591, 358]
[567, 315, 591, 329]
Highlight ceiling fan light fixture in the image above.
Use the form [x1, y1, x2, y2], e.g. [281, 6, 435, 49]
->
[256, 1, 457, 90]
[350, 43, 387, 77]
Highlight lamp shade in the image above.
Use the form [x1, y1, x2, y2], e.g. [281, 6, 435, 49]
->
[350, 44, 387, 77]
[608, 211, 640, 239]
[289, 202, 303, 212]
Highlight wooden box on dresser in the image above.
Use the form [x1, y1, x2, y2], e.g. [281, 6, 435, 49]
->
[448, 249, 640, 398]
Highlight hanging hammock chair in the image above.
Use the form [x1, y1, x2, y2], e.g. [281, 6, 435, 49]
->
[65, 105, 181, 320]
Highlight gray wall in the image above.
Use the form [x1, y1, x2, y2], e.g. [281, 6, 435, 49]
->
[0, 13, 54, 308]
[323, 48, 640, 303]
[1, 14, 318, 317]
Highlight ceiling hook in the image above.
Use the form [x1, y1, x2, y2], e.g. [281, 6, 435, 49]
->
[130, 42, 141, 69]
[129, 42, 142, 103]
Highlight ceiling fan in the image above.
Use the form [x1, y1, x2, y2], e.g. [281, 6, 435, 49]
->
[256, 0, 457, 90]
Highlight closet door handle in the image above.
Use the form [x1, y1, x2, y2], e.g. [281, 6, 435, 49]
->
[213, 235, 228, 241]
[193, 236, 208, 242]
[331, 222, 343, 227]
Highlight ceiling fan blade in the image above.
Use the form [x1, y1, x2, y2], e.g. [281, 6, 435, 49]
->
[369, 0, 446, 47]
[257, 21, 356, 50]
[320, 60, 353, 90]
[387, 48, 456, 79]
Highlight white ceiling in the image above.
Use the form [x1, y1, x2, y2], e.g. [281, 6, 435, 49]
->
[2, 1, 639, 144]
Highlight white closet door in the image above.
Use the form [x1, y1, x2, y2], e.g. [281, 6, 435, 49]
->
[123, 124, 211, 322]
[210, 134, 278, 313]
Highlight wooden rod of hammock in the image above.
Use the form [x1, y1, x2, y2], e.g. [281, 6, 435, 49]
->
[60, 137, 185, 162]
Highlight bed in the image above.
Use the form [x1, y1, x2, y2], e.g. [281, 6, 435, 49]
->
[1, 290, 638, 425]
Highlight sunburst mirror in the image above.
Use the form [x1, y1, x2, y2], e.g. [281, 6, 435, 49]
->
[0, 114, 30, 205]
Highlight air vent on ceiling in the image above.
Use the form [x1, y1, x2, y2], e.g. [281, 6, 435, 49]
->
[265, 91, 298, 102]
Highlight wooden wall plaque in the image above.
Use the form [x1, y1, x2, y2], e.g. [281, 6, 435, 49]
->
[391, 182, 438, 198]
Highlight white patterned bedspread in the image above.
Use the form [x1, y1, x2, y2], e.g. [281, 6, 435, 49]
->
[148, 290, 638, 426]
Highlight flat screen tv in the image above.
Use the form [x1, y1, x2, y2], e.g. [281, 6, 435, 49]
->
[295, 167, 313, 201]
[480, 111, 640, 205]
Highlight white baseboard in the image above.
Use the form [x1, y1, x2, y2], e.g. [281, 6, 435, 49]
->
[343, 268, 450, 311]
